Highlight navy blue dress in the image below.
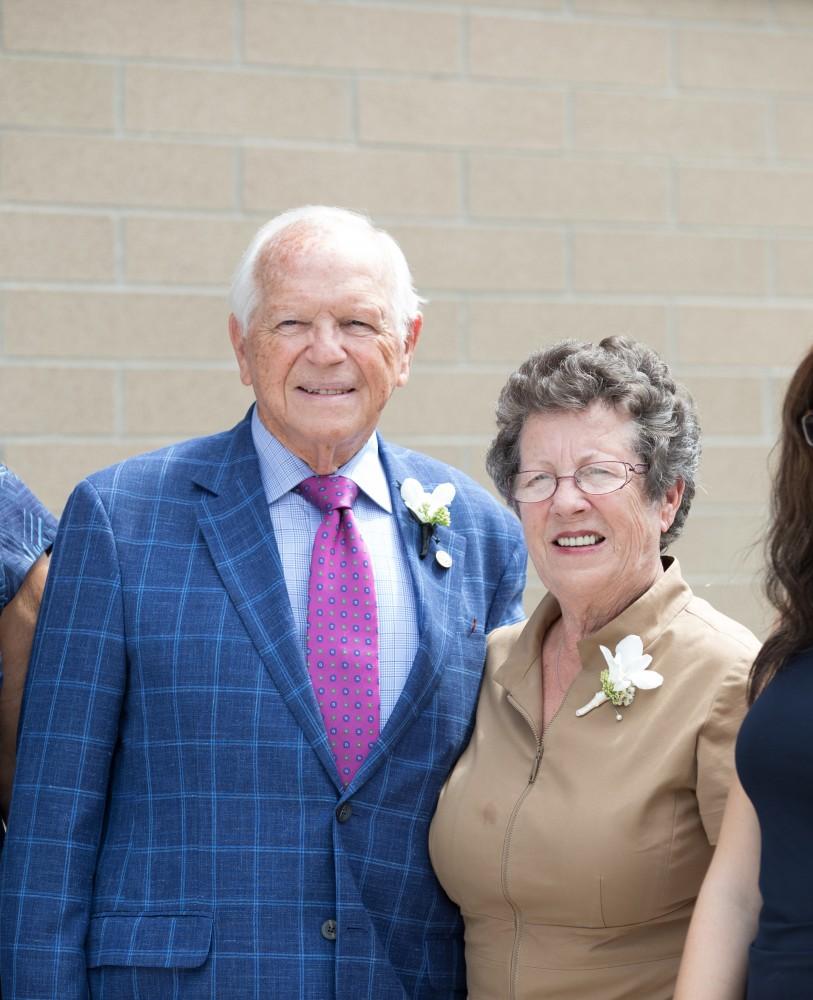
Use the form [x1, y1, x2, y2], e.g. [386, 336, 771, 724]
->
[736, 647, 813, 999]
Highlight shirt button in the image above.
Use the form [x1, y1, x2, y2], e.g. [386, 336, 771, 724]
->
[321, 918, 337, 941]
[336, 803, 353, 823]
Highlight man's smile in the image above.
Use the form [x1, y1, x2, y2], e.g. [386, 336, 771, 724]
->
[298, 386, 356, 396]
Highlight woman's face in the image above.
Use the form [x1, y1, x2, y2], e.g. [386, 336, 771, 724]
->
[517, 403, 683, 616]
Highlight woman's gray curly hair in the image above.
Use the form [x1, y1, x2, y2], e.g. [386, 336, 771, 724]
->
[486, 337, 700, 550]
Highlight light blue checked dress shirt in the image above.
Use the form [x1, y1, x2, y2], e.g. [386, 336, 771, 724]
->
[251, 409, 419, 725]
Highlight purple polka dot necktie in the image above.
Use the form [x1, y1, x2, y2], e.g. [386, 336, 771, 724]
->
[298, 475, 380, 784]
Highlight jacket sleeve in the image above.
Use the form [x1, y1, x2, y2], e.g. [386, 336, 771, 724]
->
[0, 465, 58, 613]
[0, 479, 127, 1000]
[484, 512, 527, 634]
[696, 653, 751, 845]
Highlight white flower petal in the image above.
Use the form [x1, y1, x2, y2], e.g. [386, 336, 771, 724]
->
[615, 634, 644, 661]
[613, 666, 627, 684]
[624, 655, 653, 675]
[430, 482, 456, 509]
[599, 645, 616, 672]
[630, 670, 663, 690]
[400, 478, 425, 513]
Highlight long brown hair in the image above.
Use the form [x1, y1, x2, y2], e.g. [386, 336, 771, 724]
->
[749, 345, 813, 702]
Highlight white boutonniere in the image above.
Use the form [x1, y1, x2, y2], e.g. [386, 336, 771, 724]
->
[400, 478, 455, 559]
[575, 634, 663, 722]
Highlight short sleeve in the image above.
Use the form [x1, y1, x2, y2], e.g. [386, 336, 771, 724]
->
[0, 465, 58, 611]
[696, 655, 751, 844]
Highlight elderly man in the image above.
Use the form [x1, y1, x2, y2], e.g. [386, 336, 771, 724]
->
[1, 207, 525, 999]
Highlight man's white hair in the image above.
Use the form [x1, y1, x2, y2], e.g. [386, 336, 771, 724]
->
[229, 206, 423, 342]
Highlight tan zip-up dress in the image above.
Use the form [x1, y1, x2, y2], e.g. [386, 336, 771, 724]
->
[429, 559, 759, 1000]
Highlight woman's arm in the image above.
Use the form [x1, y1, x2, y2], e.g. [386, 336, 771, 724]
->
[0, 553, 50, 818]
[674, 775, 762, 1000]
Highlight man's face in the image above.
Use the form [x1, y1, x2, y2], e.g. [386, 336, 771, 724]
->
[230, 233, 420, 474]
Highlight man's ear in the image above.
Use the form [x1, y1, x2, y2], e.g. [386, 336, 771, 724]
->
[397, 313, 422, 387]
[406, 313, 423, 354]
[229, 314, 252, 387]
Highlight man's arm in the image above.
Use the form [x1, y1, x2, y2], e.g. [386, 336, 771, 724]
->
[484, 516, 527, 632]
[0, 480, 127, 1000]
[0, 553, 50, 818]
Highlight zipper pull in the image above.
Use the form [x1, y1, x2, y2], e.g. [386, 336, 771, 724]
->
[529, 744, 543, 783]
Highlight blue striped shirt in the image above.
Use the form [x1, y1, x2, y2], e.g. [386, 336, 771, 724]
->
[250, 409, 419, 725]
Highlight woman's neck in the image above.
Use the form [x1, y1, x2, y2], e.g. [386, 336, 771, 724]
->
[555, 561, 665, 642]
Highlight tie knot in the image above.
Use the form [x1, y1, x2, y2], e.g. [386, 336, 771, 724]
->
[298, 475, 359, 514]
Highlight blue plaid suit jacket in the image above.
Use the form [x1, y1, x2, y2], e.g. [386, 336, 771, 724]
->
[0, 411, 525, 1000]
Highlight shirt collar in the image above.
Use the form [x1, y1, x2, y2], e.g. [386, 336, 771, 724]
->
[493, 557, 691, 727]
[250, 406, 392, 512]
[495, 557, 690, 693]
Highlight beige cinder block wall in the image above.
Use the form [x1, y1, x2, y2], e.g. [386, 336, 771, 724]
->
[3, 0, 813, 636]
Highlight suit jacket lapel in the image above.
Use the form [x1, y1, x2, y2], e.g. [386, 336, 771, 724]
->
[363, 443, 468, 765]
[192, 415, 341, 787]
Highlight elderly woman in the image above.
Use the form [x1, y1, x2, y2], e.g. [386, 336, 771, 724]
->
[429, 338, 760, 999]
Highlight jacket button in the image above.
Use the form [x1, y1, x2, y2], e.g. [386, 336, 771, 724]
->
[336, 802, 352, 823]
[321, 918, 337, 941]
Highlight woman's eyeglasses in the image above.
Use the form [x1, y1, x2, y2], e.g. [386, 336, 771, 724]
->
[510, 461, 649, 504]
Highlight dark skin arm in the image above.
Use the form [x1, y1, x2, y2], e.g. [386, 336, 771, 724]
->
[0, 553, 50, 820]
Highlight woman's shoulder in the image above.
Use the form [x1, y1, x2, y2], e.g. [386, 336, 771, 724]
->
[679, 592, 762, 665]
[758, 645, 813, 696]
[781, 645, 813, 672]
[650, 590, 758, 721]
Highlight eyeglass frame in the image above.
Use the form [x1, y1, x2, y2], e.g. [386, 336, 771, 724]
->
[510, 461, 650, 504]
[802, 410, 813, 447]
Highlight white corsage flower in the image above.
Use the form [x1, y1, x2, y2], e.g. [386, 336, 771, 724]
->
[400, 478, 455, 527]
[576, 634, 663, 722]
[400, 479, 455, 560]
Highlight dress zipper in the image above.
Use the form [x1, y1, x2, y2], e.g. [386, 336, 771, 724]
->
[501, 698, 566, 1000]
